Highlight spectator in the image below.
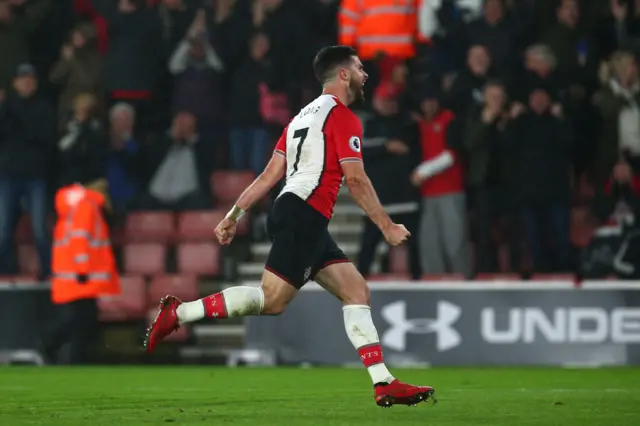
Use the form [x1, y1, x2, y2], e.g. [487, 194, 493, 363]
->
[594, 0, 640, 60]
[90, 0, 164, 133]
[411, 83, 472, 277]
[169, 8, 224, 144]
[229, 31, 273, 176]
[0, 63, 53, 279]
[541, 0, 597, 89]
[461, 80, 520, 274]
[49, 21, 103, 131]
[0, 0, 51, 92]
[158, 0, 197, 50]
[506, 87, 573, 272]
[447, 44, 495, 117]
[582, 159, 640, 279]
[462, 0, 521, 75]
[56, 93, 106, 188]
[357, 82, 421, 280]
[594, 50, 640, 187]
[142, 111, 211, 211]
[106, 102, 143, 216]
[512, 44, 565, 107]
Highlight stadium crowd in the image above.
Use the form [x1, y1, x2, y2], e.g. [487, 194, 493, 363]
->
[1, 0, 640, 282]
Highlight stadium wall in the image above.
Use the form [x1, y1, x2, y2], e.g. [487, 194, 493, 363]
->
[244, 280, 640, 367]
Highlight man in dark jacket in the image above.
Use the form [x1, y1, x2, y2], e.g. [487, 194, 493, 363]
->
[90, 0, 164, 132]
[446, 44, 495, 118]
[506, 85, 573, 272]
[460, 80, 520, 274]
[357, 82, 421, 279]
[0, 64, 54, 279]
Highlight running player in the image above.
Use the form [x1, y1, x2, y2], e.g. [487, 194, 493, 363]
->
[144, 46, 436, 408]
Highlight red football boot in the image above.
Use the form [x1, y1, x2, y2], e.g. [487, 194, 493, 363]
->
[374, 379, 437, 408]
[144, 295, 182, 353]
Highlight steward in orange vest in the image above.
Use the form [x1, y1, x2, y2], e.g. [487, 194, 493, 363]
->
[42, 179, 120, 364]
[51, 179, 120, 304]
[338, 0, 430, 61]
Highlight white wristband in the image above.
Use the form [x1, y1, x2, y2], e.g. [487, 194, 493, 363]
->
[225, 205, 246, 222]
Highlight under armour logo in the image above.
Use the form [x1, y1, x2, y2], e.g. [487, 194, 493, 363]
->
[381, 300, 462, 352]
[303, 267, 312, 281]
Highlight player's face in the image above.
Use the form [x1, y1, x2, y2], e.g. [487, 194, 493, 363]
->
[347, 57, 368, 104]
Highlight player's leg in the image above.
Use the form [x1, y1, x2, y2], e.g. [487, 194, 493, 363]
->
[144, 269, 299, 352]
[313, 239, 435, 407]
[145, 194, 316, 352]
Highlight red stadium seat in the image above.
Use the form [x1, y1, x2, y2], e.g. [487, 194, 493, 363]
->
[17, 244, 40, 275]
[0, 275, 38, 285]
[570, 206, 597, 248]
[421, 274, 465, 281]
[388, 246, 408, 274]
[368, 273, 411, 281]
[475, 273, 520, 281]
[146, 309, 190, 342]
[15, 214, 33, 243]
[530, 273, 575, 280]
[123, 243, 167, 275]
[97, 275, 147, 321]
[14, 214, 53, 244]
[176, 243, 221, 276]
[176, 210, 224, 241]
[148, 274, 199, 307]
[210, 171, 255, 204]
[124, 211, 175, 242]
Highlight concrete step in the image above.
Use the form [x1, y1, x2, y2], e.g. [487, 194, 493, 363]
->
[193, 324, 246, 347]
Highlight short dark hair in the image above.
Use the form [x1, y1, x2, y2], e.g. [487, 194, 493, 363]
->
[313, 45, 358, 84]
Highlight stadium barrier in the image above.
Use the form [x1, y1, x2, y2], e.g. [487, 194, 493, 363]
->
[244, 280, 640, 367]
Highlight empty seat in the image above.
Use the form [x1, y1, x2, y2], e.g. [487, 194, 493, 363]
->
[123, 243, 167, 275]
[15, 214, 33, 243]
[421, 274, 465, 281]
[17, 244, 39, 275]
[125, 211, 175, 242]
[210, 171, 255, 204]
[388, 246, 408, 274]
[530, 274, 576, 282]
[98, 275, 147, 321]
[475, 273, 520, 281]
[0, 275, 39, 285]
[368, 273, 411, 281]
[177, 210, 224, 241]
[148, 274, 199, 307]
[14, 214, 53, 243]
[146, 309, 190, 342]
[176, 243, 221, 276]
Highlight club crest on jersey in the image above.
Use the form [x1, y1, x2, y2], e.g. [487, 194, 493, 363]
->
[349, 136, 361, 153]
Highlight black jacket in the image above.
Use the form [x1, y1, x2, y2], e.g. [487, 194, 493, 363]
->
[362, 113, 420, 211]
[0, 94, 54, 179]
[505, 111, 573, 205]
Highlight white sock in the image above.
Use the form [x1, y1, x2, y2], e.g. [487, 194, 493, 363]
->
[176, 286, 264, 324]
[343, 304, 395, 385]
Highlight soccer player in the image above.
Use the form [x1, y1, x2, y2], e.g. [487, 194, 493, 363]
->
[144, 46, 436, 408]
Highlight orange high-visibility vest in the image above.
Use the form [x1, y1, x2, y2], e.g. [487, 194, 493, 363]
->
[51, 184, 120, 304]
[338, 0, 430, 60]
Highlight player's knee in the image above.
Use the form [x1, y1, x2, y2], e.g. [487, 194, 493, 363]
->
[260, 275, 297, 315]
[342, 277, 370, 306]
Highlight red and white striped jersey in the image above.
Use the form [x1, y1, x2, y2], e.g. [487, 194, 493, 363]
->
[273, 94, 363, 219]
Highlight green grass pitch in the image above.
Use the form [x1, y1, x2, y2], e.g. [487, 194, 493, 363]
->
[1, 367, 639, 425]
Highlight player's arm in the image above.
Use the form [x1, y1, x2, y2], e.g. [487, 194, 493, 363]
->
[225, 153, 286, 221]
[342, 161, 392, 232]
[330, 110, 393, 232]
[223, 127, 288, 224]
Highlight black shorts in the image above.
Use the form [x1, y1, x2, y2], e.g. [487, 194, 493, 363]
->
[265, 193, 349, 289]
